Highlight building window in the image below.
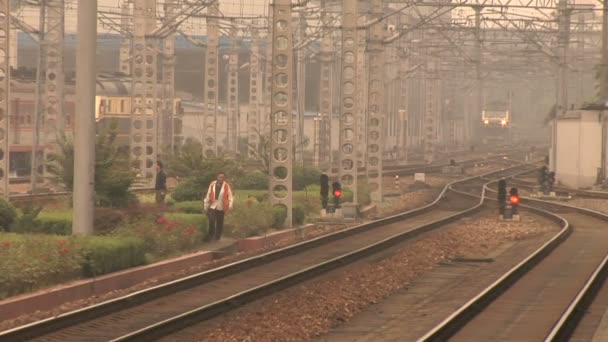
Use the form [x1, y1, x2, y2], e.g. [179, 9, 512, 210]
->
[120, 99, 125, 113]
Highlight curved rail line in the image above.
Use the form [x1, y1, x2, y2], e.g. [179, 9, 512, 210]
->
[0, 162, 532, 341]
[418, 173, 608, 342]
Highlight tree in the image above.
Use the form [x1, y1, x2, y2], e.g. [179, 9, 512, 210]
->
[46, 120, 137, 207]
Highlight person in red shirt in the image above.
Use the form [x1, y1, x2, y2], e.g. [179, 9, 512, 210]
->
[203, 172, 234, 241]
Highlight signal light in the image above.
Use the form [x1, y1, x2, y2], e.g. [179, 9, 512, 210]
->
[332, 182, 342, 208]
[509, 195, 520, 205]
[509, 188, 520, 215]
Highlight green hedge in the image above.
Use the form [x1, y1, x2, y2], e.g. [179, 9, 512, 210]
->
[0, 199, 17, 231]
[173, 201, 202, 214]
[81, 236, 146, 277]
[34, 210, 72, 235]
[165, 213, 208, 232]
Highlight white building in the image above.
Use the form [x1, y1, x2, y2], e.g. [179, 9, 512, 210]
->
[554, 110, 606, 189]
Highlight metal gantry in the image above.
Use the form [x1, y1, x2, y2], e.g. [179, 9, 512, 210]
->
[423, 60, 438, 164]
[202, 2, 219, 158]
[339, 0, 359, 203]
[119, 0, 132, 75]
[160, 0, 177, 153]
[227, 25, 240, 155]
[247, 28, 261, 158]
[269, 0, 294, 227]
[295, 12, 306, 165]
[44, 0, 65, 137]
[318, 4, 333, 172]
[366, 0, 385, 203]
[0, 0, 8, 198]
[130, 0, 158, 183]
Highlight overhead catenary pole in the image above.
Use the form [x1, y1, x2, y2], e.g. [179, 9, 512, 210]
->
[269, 0, 294, 227]
[31, 1, 46, 195]
[247, 27, 261, 158]
[296, 12, 306, 165]
[203, 2, 219, 158]
[130, 0, 158, 185]
[472, 5, 483, 146]
[0, 0, 9, 199]
[227, 24, 240, 155]
[339, 0, 359, 203]
[73, 0, 97, 235]
[552, 0, 569, 173]
[366, 0, 385, 203]
[318, 2, 333, 172]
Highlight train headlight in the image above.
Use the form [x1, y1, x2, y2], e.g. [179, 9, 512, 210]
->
[501, 119, 507, 126]
[484, 119, 489, 125]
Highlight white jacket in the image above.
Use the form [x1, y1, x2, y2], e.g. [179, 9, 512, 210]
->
[203, 181, 234, 211]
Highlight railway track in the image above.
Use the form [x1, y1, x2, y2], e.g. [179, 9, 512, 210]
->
[0, 161, 534, 342]
[7, 151, 520, 203]
[418, 173, 608, 342]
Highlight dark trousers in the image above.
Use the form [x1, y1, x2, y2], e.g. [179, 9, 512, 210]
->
[206, 209, 225, 241]
[155, 190, 166, 204]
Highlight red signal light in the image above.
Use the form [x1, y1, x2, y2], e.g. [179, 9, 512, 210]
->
[333, 189, 342, 198]
[509, 195, 520, 205]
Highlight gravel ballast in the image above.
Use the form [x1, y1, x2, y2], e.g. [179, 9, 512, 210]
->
[171, 213, 556, 342]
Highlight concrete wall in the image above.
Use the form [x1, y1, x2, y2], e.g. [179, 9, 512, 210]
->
[556, 110, 602, 189]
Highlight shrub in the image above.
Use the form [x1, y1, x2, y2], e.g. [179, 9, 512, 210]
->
[293, 206, 306, 226]
[47, 121, 137, 208]
[272, 205, 287, 229]
[93, 208, 126, 235]
[293, 166, 321, 191]
[0, 234, 84, 298]
[81, 236, 146, 277]
[225, 202, 275, 238]
[234, 171, 268, 190]
[171, 178, 205, 202]
[36, 210, 72, 235]
[174, 201, 202, 214]
[0, 199, 17, 231]
[113, 214, 206, 259]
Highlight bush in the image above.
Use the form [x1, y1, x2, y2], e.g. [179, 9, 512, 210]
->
[225, 202, 275, 238]
[293, 166, 321, 191]
[113, 214, 206, 259]
[81, 236, 146, 277]
[0, 199, 17, 231]
[293, 206, 306, 226]
[171, 178, 205, 202]
[93, 208, 126, 235]
[0, 234, 84, 298]
[272, 205, 287, 229]
[36, 210, 72, 235]
[234, 171, 268, 190]
[174, 201, 202, 214]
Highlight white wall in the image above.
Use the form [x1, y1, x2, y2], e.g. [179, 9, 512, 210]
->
[556, 111, 602, 189]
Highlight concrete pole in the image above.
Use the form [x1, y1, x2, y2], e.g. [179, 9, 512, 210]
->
[473, 6, 483, 146]
[366, 0, 385, 203]
[0, 0, 9, 199]
[269, 0, 294, 227]
[31, 2, 46, 195]
[339, 0, 359, 204]
[296, 12, 306, 165]
[601, 0, 608, 99]
[73, 0, 97, 235]
[552, 0, 569, 172]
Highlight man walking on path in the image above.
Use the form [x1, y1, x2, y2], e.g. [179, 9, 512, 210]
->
[203, 172, 234, 241]
[155, 161, 168, 205]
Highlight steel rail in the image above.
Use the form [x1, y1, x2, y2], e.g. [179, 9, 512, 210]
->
[107, 164, 535, 341]
[0, 162, 531, 341]
[418, 172, 608, 342]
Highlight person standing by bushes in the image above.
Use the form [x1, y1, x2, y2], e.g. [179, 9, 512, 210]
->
[155, 161, 168, 205]
[203, 172, 233, 241]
